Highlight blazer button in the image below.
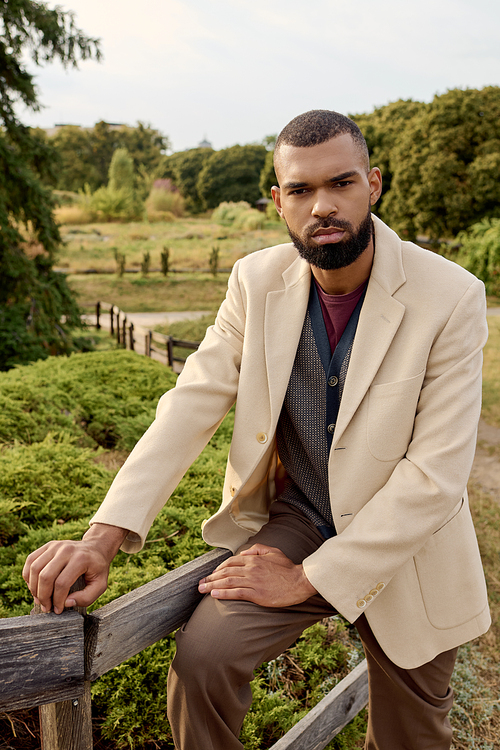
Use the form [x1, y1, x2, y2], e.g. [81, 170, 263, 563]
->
[369, 589, 379, 597]
[356, 599, 367, 609]
[365, 594, 373, 603]
[256, 432, 268, 444]
[230, 486, 237, 497]
[376, 582, 385, 591]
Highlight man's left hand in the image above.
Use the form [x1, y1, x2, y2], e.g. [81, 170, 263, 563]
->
[198, 544, 318, 607]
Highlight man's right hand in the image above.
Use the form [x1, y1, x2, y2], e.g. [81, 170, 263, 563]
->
[22, 523, 129, 614]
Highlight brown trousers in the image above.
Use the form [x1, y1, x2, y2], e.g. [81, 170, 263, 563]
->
[167, 502, 457, 749]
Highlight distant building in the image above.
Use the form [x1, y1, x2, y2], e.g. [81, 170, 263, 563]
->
[43, 122, 127, 137]
[198, 138, 213, 149]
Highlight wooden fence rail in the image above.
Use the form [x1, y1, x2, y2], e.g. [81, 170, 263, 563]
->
[1, 548, 368, 749]
[94, 301, 200, 368]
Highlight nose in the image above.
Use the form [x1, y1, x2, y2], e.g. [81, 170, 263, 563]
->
[312, 189, 338, 218]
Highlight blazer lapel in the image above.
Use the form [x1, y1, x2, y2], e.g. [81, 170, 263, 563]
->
[264, 254, 311, 428]
[332, 217, 407, 446]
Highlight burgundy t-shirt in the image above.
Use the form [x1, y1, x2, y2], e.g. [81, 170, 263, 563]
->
[314, 277, 367, 353]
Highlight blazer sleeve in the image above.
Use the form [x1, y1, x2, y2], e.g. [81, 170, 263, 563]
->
[302, 276, 488, 622]
[89, 260, 248, 552]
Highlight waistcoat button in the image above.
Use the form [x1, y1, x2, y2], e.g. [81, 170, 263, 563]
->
[328, 375, 339, 387]
[327, 423, 336, 434]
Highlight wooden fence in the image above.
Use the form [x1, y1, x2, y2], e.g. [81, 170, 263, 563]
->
[1, 548, 368, 750]
[95, 301, 200, 368]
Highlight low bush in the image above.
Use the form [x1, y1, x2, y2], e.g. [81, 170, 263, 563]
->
[212, 200, 252, 224]
[54, 204, 95, 224]
[0, 349, 176, 449]
[212, 200, 265, 231]
[89, 185, 143, 222]
[455, 218, 500, 296]
[145, 182, 185, 220]
[52, 190, 80, 206]
[146, 208, 176, 223]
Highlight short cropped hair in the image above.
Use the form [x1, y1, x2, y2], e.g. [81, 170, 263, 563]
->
[274, 110, 369, 169]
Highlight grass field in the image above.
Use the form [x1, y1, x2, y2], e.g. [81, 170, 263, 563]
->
[70, 272, 231, 312]
[58, 217, 289, 273]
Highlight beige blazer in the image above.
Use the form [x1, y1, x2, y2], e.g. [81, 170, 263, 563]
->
[92, 216, 491, 669]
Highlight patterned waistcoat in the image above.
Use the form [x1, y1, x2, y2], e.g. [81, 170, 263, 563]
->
[276, 282, 365, 537]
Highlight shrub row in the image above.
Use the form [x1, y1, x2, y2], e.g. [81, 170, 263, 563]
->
[1, 349, 365, 748]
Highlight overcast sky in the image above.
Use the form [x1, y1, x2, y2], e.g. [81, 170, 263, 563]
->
[20, 0, 500, 153]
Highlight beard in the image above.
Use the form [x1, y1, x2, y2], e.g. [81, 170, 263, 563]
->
[287, 207, 373, 271]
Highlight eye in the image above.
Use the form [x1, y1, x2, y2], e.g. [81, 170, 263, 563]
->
[332, 180, 352, 188]
[289, 187, 309, 195]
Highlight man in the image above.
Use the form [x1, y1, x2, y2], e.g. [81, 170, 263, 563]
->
[24, 110, 490, 749]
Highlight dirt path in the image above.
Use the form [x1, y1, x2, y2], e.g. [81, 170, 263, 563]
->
[470, 418, 500, 500]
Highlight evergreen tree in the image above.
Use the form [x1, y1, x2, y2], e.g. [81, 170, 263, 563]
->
[197, 144, 267, 210]
[0, 1, 101, 368]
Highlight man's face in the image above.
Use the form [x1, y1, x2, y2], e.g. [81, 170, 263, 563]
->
[272, 134, 382, 271]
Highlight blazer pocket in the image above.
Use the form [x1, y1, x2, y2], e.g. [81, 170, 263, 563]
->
[367, 370, 425, 461]
[414, 499, 488, 630]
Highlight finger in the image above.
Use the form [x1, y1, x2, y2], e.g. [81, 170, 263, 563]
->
[36, 557, 86, 613]
[28, 543, 90, 611]
[208, 586, 257, 602]
[51, 558, 108, 613]
[212, 555, 252, 573]
[22, 543, 52, 583]
[199, 572, 256, 594]
[239, 544, 279, 557]
[62, 576, 108, 612]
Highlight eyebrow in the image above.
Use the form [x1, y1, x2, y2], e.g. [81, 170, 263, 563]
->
[283, 170, 359, 190]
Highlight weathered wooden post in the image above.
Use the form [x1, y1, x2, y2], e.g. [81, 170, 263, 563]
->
[167, 336, 174, 368]
[109, 305, 114, 336]
[116, 310, 121, 346]
[122, 316, 127, 348]
[32, 577, 93, 750]
[95, 302, 100, 330]
[129, 322, 135, 351]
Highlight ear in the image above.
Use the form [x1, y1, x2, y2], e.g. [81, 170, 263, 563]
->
[271, 185, 284, 218]
[368, 167, 383, 206]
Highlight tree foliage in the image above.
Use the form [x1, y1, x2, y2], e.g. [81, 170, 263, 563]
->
[455, 218, 500, 296]
[351, 99, 425, 219]
[259, 149, 278, 198]
[160, 146, 213, 213]
[197, 144, 267, 210]
[352, 86, 500, 241]
[0, 0, 101, 368]
[50, 121, 169, 192]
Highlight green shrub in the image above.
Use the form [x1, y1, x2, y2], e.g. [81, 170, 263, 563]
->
[212, 200, 251, 225]
[212, 201, 265, 231]
[141, 250, 151, 277]
[161, 246, 170, 276]
[145, 183, 184, 220]
[233, 209, 265, 231]
[455, 218, 500, 296]
[0, 350, 177, 449]
[266, 200, 281, 222]
[0, 437, 113, 547]
[54, 204, 95, 224]
[89, 184, 142, 222]
[146, 208, 176, 223]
